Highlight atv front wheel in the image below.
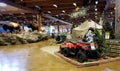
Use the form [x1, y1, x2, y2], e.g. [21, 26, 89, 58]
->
[76, 50, 87, 63]
[62, 48, 70, 57]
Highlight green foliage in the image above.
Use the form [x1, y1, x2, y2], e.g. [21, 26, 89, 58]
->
[103, 21, 115, 39]
[93, 30, 107, 53]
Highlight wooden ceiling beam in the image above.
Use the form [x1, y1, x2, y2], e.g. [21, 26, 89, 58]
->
[0, 0, 39, 13]
[16, 0, 47, 3]
[0, 10, 30, 14]
[44, 10, 72, 13]
[16, 0, 81, 3]
[42, 7, 76, 11]
[25, 1, 82, 7]
[40, 3, 81, 8]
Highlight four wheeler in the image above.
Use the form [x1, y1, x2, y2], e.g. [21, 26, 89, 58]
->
[56, 34, 66, 43]
[60, 40, 100, 62]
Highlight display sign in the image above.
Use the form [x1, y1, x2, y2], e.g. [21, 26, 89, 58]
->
[105, 32, 110, 39]
[90, 43, 96, 50]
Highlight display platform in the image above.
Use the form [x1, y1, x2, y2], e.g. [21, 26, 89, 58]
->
[55, 51, 120, 68]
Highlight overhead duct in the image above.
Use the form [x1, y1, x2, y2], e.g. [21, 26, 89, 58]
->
[42, 14, 72, 25]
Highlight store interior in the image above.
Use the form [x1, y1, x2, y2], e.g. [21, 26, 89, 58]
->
[0, 0, 120, 71]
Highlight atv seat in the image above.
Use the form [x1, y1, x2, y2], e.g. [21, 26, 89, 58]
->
[69, 40, 77, 44]
[78, 41, 91, 44]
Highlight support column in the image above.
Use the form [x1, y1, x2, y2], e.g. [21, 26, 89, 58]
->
[115, 0, 120, 38]
[37, 14, 42, 31]
[57, 21, 60, 34]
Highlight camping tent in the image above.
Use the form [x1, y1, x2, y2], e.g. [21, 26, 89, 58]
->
[72, 20, 102, 40]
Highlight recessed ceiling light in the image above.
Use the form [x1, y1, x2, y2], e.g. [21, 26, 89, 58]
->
[95, 1, 98, 4]
[32, 15, 36, 17]
[48, 11, 51, 13]
[62, 10, 65, 13]
[95, 8, 97, 11]
[56, 15, 58, 17]
[114, 7, 116, 10]
[53, 4, 58, 8]
[110, 12, 112, 14]
[73, 3, 77, 6]
[0, 2, 7, 7]
[95, 12, 98, 15]
[35, 5, 41, 9]
[21, 13, 25, 14]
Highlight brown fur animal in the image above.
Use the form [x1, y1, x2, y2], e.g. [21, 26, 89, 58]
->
[3, 22, 21, 33]
[28, 23, 39, 31]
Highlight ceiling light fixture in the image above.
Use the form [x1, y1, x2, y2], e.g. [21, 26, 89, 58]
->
[110, 12, 113, 14]
[95, 8, 97, 11]
[0, 2, 7, 7]
[95, 12, 98, 15]
[95, 1, 98, 4]
[35, 5, 41, 10]
[114, 7, 116, 10]
[21, 13, 25, 14]
[48, 11, 51, 13]
[32, 15, 36, 18]
[56, 15, 58, 17]
[95, 16, 97, 18]
[62, 10, 65, 13]
[53, 4, 58, 8]
[73, 3, 77, 6]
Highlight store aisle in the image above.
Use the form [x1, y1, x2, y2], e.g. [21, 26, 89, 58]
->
[0, 40, 120, 71]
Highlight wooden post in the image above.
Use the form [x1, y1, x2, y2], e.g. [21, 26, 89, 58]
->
[115, 0, 120, 38]
[57, 21, 60, 34]
[37, 14, 42, 31]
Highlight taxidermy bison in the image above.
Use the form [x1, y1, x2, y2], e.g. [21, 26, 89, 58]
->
[3, 22, 21, 33]
[27, 23, 39, 31]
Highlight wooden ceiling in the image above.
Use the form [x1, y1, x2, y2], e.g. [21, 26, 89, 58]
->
[0, 4, 31, 14]
[0, 0, 115, 24]
[15, 0, 82, 15]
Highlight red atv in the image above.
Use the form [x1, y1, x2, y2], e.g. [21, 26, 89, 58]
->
[60, 40, 100, 62]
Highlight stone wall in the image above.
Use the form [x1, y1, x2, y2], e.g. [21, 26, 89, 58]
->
[0, 31, 50, 46]
[106, 40, 120, 56]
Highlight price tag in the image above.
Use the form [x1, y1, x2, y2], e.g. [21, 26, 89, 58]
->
[90, 43, 96, 50]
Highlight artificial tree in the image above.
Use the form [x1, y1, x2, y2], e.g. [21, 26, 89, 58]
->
[93, 29, 107, 53]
